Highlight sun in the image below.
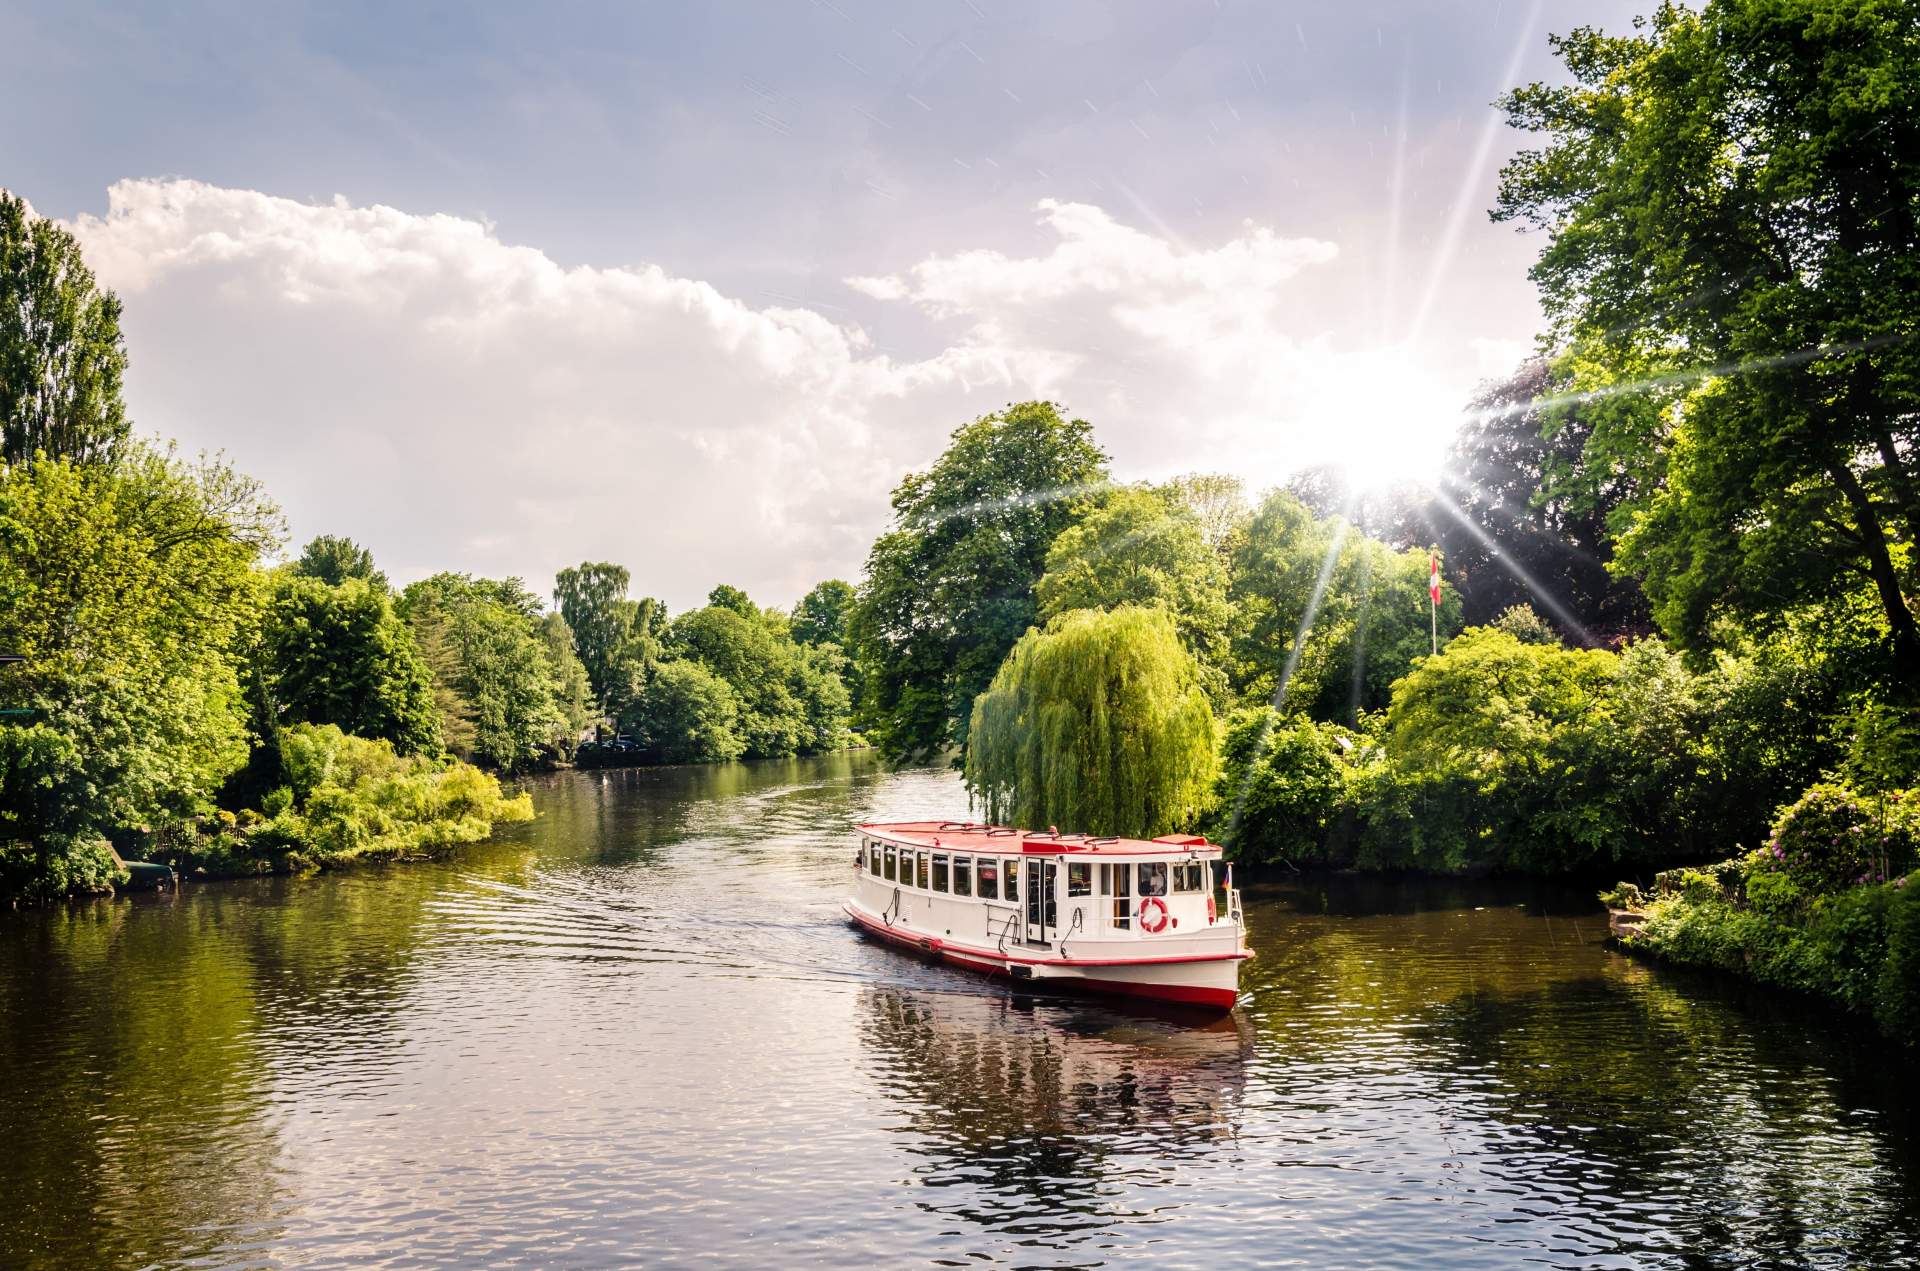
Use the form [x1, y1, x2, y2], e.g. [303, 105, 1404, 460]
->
[1295, 352, 1465, 495]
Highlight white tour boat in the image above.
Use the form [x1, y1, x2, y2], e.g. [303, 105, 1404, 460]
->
[843, 821, 1251, 1010]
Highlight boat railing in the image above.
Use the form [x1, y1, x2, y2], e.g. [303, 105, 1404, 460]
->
[985, 902, 1022, 954]
[1226, 886, 1245, 932]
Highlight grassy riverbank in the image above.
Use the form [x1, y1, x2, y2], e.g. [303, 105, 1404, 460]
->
[1605, 785, 1920, 1045]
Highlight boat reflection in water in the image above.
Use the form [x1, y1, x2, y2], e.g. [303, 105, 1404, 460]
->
[856, 983, 1252, 1239]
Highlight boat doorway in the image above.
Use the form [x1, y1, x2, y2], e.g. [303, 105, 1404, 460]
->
[1024, 859, 1056, 945]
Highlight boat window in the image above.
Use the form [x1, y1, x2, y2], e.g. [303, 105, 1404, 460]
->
[1066, 861, 1091, 897]
[883, 845, 896, 882]
[1106, 861, 1131, 928]
[869, 843, 881, 876]
[976, 857, 998, 900]
[931, 853, 949, 892]
[1138, 861, 1169, 897]
[953, 856, 972, 897]
[1172, 861, 1204, 892]
[916, 851, 930, 890]
[1002, 860, 1017, 901]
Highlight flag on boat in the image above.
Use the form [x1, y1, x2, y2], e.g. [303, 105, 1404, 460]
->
[1428, 552, 1441, 606]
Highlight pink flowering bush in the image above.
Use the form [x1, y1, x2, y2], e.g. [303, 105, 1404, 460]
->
[1754, 782, 1920, 895]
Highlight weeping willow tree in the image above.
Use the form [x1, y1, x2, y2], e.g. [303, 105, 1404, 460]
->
[966, 606, 1218, 837]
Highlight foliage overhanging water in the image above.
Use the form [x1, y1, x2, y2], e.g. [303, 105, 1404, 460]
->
[2, 753, 1914, 1269]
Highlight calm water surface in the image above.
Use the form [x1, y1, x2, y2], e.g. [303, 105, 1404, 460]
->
[3, 754, 1915, 1269]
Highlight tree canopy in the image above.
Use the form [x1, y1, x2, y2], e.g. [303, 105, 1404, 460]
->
[258, 574, 440, 756]
[966, 606, 1217, 839]
[291, 535, 389, 591]
[554, 561, 635, 708]
[400, 573, 569, 772]
[791, 579, 857, 648]
[1037, 484, 1231, 670]
[0, 449, 276, 894]
[0, 193, 129, 468]
[1494, 0, 1920, 680]
[852, 401, 1110, 763]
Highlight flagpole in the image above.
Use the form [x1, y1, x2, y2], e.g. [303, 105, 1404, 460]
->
[1428, 547, 1439, 657]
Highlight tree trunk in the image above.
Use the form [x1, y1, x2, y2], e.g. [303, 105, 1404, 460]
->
[1873, 428, 1920, 551]
[1827, 460, 1920, 683]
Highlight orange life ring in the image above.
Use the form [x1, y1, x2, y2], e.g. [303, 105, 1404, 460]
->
[1207, 894, 1217, 924]
[1139, 895, 1170, 934]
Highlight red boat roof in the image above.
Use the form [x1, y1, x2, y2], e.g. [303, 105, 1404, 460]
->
[857, 820, 1219, 857]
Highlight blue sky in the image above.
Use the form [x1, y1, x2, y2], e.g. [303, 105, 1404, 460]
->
[0, 0, 1647, 609]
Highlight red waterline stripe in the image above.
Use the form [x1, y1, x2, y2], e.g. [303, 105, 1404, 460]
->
[842, 903, 1251, 968]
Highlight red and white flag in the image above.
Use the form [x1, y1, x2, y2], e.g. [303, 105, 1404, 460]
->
[1428, 552, 1442, 606]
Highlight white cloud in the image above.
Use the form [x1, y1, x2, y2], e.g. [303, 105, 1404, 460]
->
[68, 181, 1477, 609]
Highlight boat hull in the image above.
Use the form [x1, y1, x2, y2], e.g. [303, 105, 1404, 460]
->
[844, 900, 1244, 1011]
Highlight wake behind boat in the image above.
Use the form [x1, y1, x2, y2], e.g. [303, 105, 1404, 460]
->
[843, 821, 1251, 1010]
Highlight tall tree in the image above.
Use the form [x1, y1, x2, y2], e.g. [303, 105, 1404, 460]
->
[790, 579, 857, 648]
[1495, 0, 1920, 680]
[400, 574, 565, 772]
[1036, 484, 1231, 670]
[966, 606, 1217, 838]
[1436, 359, 1649, 639]
[851, 401, 1110, 762]
[0, 192, 129, 468]
[291, 534, 388, 591]
[554, 561, 633, 707]
[0, 448, 276, 895]
[258, 575, 440, 756]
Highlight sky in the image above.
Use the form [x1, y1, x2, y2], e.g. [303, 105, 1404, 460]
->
[0, 0, 1649, 612]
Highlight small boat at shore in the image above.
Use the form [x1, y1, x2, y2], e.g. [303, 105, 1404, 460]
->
[843, 821, 1251, 1010]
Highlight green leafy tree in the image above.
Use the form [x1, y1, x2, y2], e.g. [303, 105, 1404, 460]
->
[620, 660, 745, 764]
[791, 579, 857, 647]
[852, 401, 1110, 762]
[707, 584, 757, 617]
[541, 613, 596, 755]
[0, 448, 277, 896]
[1495, 1, 1920, 680]
[1490, 603, 1560, 646]
[399, 574, 565, 771]
[0, 192, 129, 467]
[1357, 628, 1621, 872]
[1229, 491, 1460, 720]
[966, 606, 1217, 838]
[1209, 709, 1356, 867]
[554, 561, 634, 707]
[1162, 473, 1250, 556]
[666, 603, 808, 758]
[290, 534, 387, 590]
[258, 575, 439, 756]
[1036, 485, 1231, 671]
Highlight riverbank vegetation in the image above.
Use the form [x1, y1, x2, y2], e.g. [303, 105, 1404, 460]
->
[0, 192, 861, 901]
[4, 0, 1916, 1052]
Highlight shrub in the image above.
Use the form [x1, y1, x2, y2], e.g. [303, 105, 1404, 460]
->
[160, 723, 532, 874]
[1756, 782, 1919, 894]
[1208, 708, 1355, 866]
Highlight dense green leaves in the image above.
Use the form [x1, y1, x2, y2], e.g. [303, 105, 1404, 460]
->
[400, 573, 570, 772]
[852, 401, 1110, 762]
[292, 535, 388, 590]
[621, 660, 745, 764]
[0, 193, 129, 467]
[791, 579, 856, 647]
[0, 449, 276, 894]
[1037, 485, 1231, 671]
[554, 562, 637, 707]
[966, 607, 1217, 839]
[258, 575, 440, 756]
[1495, 0, 1920, 677]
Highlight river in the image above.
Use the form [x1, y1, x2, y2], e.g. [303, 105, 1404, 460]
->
[2, 753, 1915, 1269]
